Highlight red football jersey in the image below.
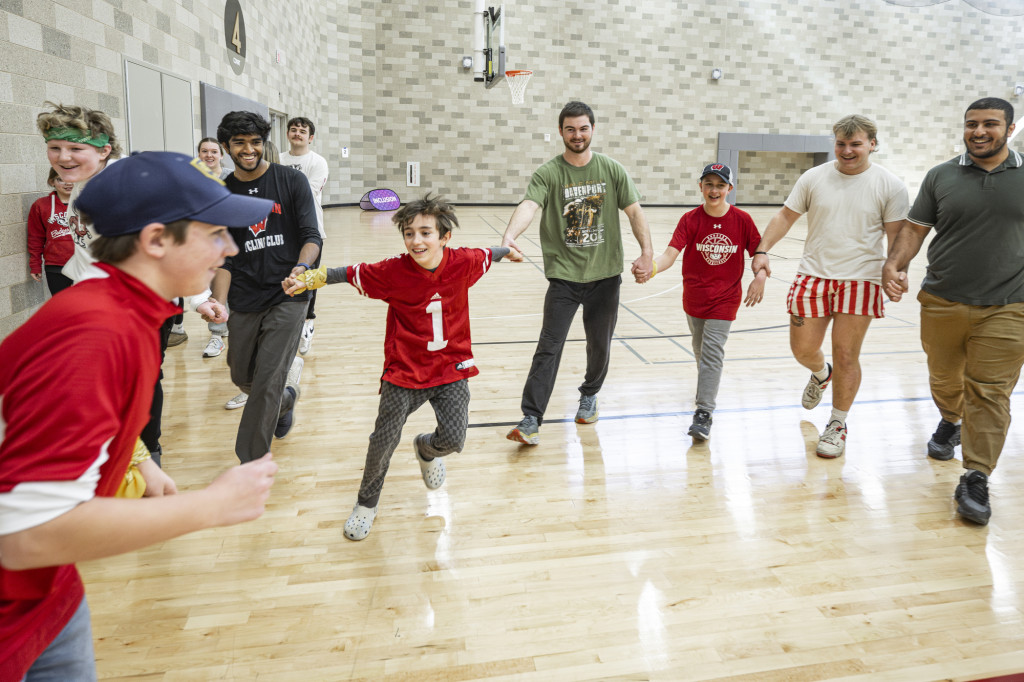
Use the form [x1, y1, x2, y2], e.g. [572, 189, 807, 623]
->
[347, 247, 492, 389]
[668, 205, 761, 321]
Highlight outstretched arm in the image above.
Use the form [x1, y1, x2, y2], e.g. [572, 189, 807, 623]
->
[0, 454, 277, 571]
[882, 220, 930, 302]
[501, 200, 541, 254]
[624, 202, 655, 283]
[751, 206, 802, 277]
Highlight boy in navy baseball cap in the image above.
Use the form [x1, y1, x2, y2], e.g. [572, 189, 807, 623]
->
[0, 151, 278, 681]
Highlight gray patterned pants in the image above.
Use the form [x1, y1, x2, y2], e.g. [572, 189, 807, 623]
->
[357, 379, 470, 508]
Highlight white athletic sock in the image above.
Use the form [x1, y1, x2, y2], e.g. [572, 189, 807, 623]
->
[830, 408, 849, 426]
[170, 323, 185, 334]
[813, 364, 831, 382]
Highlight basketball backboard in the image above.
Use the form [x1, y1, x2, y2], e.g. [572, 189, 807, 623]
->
[483, 4, 505, 88]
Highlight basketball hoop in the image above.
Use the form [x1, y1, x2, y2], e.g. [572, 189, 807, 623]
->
[505, 70, 532, 105]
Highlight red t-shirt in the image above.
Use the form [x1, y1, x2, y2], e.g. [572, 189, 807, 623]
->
[668, 205, 761, 321]
[347, 247, 492, 389]
[0, 264, 178, 679]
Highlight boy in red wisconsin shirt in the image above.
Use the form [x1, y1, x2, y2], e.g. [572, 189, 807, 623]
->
[643, 164, 767, 441]
[284, 193, 521, 540]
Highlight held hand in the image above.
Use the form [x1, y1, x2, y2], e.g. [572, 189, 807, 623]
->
[744, 278, 766, 306]
[501, 235, 523, 255]
[632, 253, 654, 283]
[505, 246, 524, 262]
[205, 453, 277, 527]
[883, 271, 909, 302]
[751, 253, 771, 278]
[282, 266, 327, 297]
[30, 272, 43, 283]
[197, 300, 228, 324]
[138, 458, 178, 496]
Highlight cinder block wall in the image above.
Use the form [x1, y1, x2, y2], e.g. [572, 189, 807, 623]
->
[2, 0, 1022, 338]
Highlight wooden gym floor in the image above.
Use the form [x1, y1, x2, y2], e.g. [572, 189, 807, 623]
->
[81, 205, 1024, 681]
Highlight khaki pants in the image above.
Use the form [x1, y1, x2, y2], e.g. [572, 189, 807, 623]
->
[918, 290, 1024, 475]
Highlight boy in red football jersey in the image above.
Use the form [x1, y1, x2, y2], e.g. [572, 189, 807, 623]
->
[283, 193, 522, 540]
[642, 163, 766, 441]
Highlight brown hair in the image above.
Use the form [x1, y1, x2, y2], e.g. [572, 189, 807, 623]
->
[393, 192, 459, 238]
[833, 115, 878, 148]
[88, 219, 191, 264]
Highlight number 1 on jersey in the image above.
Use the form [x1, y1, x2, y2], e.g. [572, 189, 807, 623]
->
[426, 298, 448, 351]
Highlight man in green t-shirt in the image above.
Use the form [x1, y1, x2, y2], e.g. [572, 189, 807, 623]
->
[883, 97, 1024, 526]
[502, 101, 654, 445]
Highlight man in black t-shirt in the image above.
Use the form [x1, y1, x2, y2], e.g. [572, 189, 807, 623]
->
[211, 111, 322, 462]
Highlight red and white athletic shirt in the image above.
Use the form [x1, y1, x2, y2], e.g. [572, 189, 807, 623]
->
[669, 205, 761, 321]
[347, 247, 493, 389]
[0, 263, 177, 680]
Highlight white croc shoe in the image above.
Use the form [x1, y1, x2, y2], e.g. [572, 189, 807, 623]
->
[414, 434, 446, 490]
[344, 505, 377, 541]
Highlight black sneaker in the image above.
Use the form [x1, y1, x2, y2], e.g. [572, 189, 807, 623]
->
[954, 470, 991, 525]
[927, 419, 961, 461]
[688, 409, 712, 441]
[274, 387, 297, 439]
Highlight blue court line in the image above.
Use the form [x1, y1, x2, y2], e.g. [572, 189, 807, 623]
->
[469, 390, 1024, 430]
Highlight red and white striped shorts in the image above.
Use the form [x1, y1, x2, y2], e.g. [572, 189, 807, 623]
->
[786, 275, 885, 319]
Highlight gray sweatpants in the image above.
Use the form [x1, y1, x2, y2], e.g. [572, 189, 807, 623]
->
[686, 315, 733, 413]
[357, 379, 470, 508]
[227, 300, 307, 462]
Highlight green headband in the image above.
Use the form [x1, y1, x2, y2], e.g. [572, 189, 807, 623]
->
[44, 127, 110, 148]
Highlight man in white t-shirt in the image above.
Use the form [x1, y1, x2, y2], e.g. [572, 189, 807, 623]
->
[279, 116, 329, 355]
[751, 115, 909, 458]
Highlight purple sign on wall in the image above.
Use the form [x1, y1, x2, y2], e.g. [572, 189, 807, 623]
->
[359, 188, 402, 211]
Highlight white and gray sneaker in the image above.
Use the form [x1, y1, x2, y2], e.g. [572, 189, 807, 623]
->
[203, 335, 225, 358]
[224, 392, 248, 410]
[299, 319, 315, 355]
[802, 363, 833, 409]
[816, 419, 847, 459]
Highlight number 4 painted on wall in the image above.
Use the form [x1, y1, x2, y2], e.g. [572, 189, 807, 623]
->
[231, 12, 242, 53]
[426, 296, 448, 351]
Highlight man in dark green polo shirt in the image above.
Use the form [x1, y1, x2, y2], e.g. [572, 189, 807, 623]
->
[502, 101, 654, 445]
[883, 97, 1024, 526]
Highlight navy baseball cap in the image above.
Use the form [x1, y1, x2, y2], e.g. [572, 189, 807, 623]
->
[75, 151, 274, 237]
[700, 163, 734, 185]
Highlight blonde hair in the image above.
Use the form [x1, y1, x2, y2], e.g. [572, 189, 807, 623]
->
[37, 102, 123, 157]
[833, 114, 878, 148]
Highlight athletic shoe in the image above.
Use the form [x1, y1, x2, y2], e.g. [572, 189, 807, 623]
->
[286, 356, 304, 398]
[344, 504, 378, 541]
[167, 330, 188, 347]
[575, 394, 599, 424]
[224, 392, 248, 410]
[801, 363, 833, 409]
[299, 319, 315, 355]
[927, 419, 961, 461]
[816, 419, 847, 458]
[688, 409, 712, 441]
[955, 470, 991, 525]
[414, 434, 446, 489]
[507, 415, 540, 445]
[203, 335, 225, 358]
[274, 387, 297, 439]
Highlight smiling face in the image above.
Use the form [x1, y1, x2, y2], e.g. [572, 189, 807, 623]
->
[833, 130, 875, 175]
[198, 140, 223, 170]
[559, 115, 594, 156]
[53, 177, 74, 202]
[46, 140, 111, 184]
[226, 133, 266, 174]
[402, 213, 450, 270]
[164, 221, 239, 296]
[699, 175, 732, 213]
[964, 108, 1013, 163]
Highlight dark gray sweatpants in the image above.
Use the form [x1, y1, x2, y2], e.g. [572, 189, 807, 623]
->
[227, 299, 307, 462]
[357, 379, 470, 508]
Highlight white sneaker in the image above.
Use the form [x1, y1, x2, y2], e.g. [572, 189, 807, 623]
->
[203, 335, 225, 358]
[816, 420, 847, 459]
[286, 356, 304, 399]
[299, 319, 315, 355]
[224, 392, 248, 410]
[344, 504, 377, 541]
